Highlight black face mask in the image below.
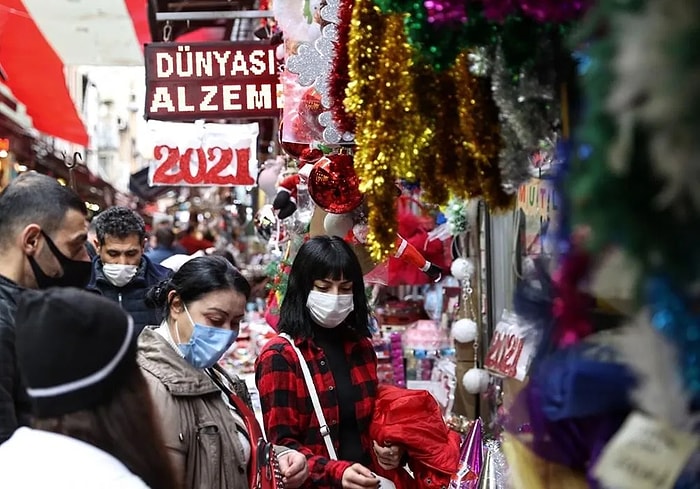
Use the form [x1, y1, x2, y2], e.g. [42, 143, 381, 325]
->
[27, 230, 93, 289]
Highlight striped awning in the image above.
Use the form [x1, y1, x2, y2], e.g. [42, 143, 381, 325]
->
[0, 0, 261, 146]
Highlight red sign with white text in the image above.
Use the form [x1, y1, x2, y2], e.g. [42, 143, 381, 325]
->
[147, 121, 259, 187]
[485, 313, 535, 381]
[145, 42, 282, 121]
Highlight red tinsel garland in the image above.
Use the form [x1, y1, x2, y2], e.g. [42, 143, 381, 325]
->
[328, 0, 356, 134]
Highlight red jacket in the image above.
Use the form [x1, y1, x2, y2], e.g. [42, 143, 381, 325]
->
[370, 385, 461, 489]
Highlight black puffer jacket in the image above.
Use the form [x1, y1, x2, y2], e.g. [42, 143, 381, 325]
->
[0, 275, 31, 444]
[88, 255, 171, 332]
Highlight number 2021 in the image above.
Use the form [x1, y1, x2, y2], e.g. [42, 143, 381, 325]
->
[152, 145, 254, 186]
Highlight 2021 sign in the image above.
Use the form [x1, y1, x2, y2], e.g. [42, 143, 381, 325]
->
[151, 146, 254, 186]
[147, 121, 259, 188]
[484, 312, 534, 381]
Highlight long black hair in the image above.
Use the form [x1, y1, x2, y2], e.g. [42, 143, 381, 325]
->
[146, 255, 251, 316]
[278, 235, 370, 339]
[33, 363, 182, 489]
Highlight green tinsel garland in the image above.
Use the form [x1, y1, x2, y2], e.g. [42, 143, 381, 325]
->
[370, 0, 572, 72]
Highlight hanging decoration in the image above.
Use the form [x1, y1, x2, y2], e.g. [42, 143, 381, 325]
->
[479, 0, 591, 23]
[345, 0, 431, 260]
[273, 0, 321, 43]
[327, 0, 356, 134]
[489, 45, 560, 193]
[374, 0, 472, 71]
[445, 197, 471, 236]
[286, 0, 354, 144]
[307, 152, 364, 214]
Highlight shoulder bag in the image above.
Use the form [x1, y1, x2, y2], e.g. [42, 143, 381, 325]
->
[278, 334, 397, 489]
[206, 367, 285, 489]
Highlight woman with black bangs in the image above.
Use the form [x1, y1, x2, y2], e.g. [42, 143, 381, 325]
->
[256, 236, 405, 489]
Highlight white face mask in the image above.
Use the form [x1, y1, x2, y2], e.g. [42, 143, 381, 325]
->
[306, 290, 354, 328]
[102, 263, 138, 287]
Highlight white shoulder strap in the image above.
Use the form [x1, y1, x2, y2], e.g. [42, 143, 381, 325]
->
[278, 333, 338, 460]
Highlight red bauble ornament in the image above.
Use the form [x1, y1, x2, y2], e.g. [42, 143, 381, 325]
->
[298, 87, 325, 137]
[308, 153, 363, 214]
[278, 121, 308, 158]
[299, 148, 324, 167]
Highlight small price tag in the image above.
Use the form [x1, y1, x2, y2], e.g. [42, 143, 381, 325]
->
[593, 412, 698, 489]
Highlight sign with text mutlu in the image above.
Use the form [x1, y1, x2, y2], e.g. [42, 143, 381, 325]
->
[145, 42, 282, 121]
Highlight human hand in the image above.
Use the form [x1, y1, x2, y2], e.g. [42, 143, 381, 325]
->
[372, 441, 405, 471]
[278, 450, 309, 488]
[341, 463, 380, 489]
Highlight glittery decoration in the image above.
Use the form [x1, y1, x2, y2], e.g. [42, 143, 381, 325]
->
[346, 0, 431, 260]
[490, 45, 559, 193]
[483, 439, 509, 489]
[318, 111, 354, 144]
[286, 0, 353, 145]
[479, 0, 516, 22]
[569, 0, 700, 291]
[647, 276, 700, 399]
[479, 0, 591, 23]
[424, 0, 467, 27]
[445, 197, 471, 236]
[320, 0, 341, 24]
[518, 0, 590, 22]
[328, 0, 356, 134]
[374, 0, 473, 71]
[452, 53, 513, 209]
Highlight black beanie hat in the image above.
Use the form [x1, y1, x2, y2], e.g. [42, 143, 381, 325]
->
[15, 287, 137, 418]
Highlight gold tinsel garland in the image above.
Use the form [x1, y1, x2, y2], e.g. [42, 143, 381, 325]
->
[346, 0, 431, 261]
[451, 52, 513, 210]
[346, 1, 513, 260]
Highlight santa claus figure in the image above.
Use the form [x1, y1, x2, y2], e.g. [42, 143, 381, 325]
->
[272, 148, 324, 219]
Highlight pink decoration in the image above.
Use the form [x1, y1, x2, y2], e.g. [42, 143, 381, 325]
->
[551, 249, 594, 348]
[518, 0, 590, 22]
[449, 418, 483, 489]
[424, 0, 467, 26]
[478, 0, 590, 23]
[479, 0, 516, 21]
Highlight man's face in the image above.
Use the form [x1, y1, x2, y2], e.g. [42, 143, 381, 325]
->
[27, 209, 90, 285]
[98, 233, 144, 266]
[52, 209, 90, 262]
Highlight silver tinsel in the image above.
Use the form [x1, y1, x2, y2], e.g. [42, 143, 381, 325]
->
[483, 439, 509, 489]
[285, 0, 354, 145]
[490, 46, 560, 192]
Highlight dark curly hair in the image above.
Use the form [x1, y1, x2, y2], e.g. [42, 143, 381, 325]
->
[92, 206, 146, 246]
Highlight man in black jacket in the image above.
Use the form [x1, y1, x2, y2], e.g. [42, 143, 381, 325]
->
[87, 206, 171, 331]
[0, 173, 93, 444]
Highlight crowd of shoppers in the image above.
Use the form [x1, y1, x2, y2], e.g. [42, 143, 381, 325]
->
[0, 172, 427, 489]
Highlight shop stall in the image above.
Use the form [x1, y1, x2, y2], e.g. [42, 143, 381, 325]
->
[129, 0, 700, 487]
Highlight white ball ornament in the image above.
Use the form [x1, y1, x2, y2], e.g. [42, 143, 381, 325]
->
[462, 368, 490, 394]
[324, 213, 354, 237]
[450, 257, 475, 281]
[452, 318, 477, 343]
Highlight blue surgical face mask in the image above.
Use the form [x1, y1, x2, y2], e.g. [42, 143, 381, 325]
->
[177, 304, 238, 369]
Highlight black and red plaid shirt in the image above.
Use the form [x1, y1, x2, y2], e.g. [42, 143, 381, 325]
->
[255, 332, 378, 488]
